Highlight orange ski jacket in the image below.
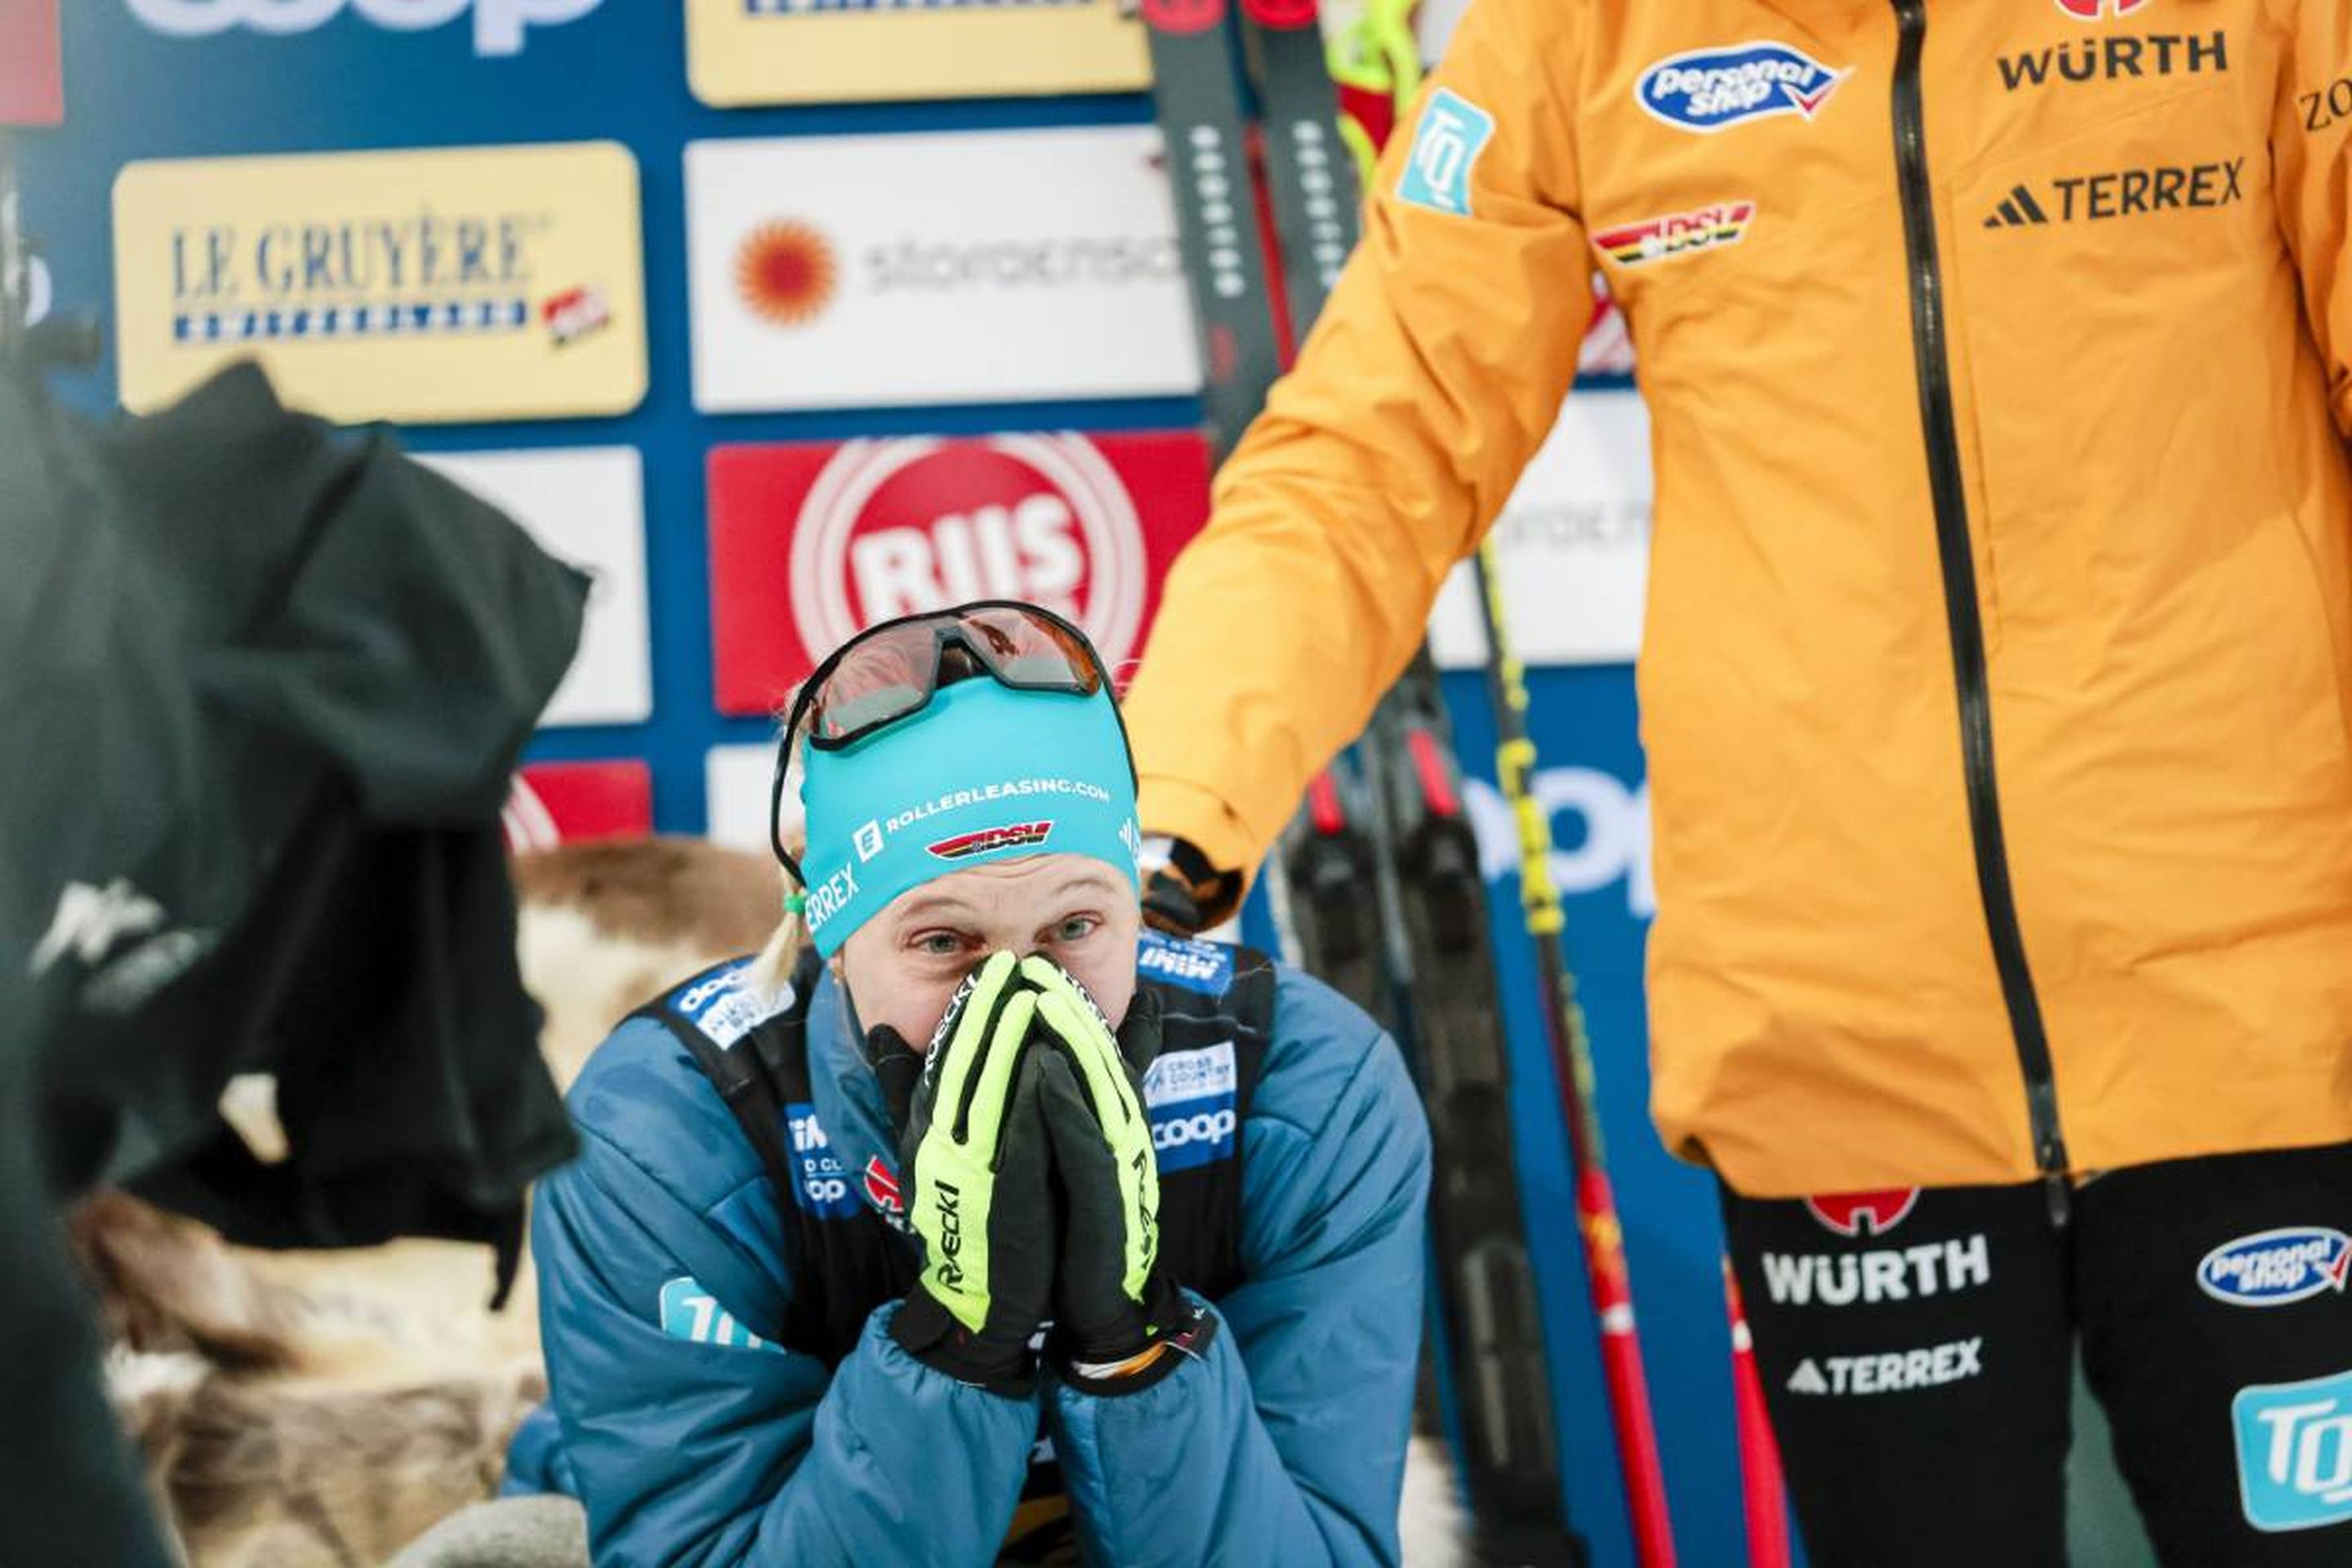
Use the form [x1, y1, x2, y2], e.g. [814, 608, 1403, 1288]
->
[1123, 0, 2352, 1196]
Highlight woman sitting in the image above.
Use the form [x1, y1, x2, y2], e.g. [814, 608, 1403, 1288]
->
[511, 601, 1432, 1566]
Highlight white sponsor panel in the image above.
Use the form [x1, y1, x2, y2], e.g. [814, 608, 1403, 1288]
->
[1428, 391, 1651, 668]
[707, 742, 782, 855]
[417, 447, 651, 727]
[1463, 767, 1655, 919]
[685, 127, 1199, 412]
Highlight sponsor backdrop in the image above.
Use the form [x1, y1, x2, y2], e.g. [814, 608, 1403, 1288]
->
[20, 7, 1737, 1566]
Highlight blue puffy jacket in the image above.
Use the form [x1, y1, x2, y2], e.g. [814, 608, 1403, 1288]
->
[510, 944, 1432, 1566]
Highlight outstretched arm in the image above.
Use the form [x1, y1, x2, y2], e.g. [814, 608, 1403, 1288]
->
[1123, 0, 1596, 879]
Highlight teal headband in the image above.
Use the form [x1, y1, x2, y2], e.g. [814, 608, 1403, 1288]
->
[798, 676, 1142, 957]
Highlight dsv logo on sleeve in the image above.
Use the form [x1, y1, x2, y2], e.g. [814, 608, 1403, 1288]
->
[2235, 1368, 2352, 1533]
[125, 0, 603, 57]
[1637, 42, 1849, 134]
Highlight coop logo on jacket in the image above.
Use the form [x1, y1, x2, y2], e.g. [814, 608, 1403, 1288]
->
[112, 141, 645, 424]
[1143, 1041, 1239, 1174]
[1637, 42, 1848, 134]
[684, 127, 1196, 412]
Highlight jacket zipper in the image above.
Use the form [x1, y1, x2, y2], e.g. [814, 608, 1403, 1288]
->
[1888, 0, 2074, 1228]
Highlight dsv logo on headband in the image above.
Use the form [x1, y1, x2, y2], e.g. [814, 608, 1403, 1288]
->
[125, 0, 601, 58]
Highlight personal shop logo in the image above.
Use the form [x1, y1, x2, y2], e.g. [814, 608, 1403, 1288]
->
[1637, 42, 1848, 134]
[2199, 1229, 2352, 1308]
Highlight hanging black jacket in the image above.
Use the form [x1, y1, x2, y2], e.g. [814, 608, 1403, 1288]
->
[1, 359, 588, 1563]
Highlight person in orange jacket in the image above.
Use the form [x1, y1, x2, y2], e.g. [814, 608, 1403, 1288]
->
[1122, 2, 2352, 1561]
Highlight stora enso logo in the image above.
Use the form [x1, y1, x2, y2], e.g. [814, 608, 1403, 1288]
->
[126, 0, 601, 58]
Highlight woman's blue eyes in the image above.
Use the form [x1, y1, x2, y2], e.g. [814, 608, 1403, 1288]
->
[909, 917, 1097, 957]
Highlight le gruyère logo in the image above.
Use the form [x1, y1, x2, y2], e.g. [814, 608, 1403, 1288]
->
[114, 142, 645, 424]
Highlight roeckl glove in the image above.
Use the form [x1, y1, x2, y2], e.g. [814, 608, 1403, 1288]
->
[1018, 955, 1212, 1393]
[888, 951, 1057, 1396]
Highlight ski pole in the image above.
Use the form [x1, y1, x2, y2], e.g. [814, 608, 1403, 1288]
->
[1726, 1263, 1793, 1568]
[1472, 546, 1678, 1568]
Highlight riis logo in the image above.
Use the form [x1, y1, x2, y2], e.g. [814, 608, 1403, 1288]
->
[1982, 155, 2244, 228]
[2055, 0, 2150, 18]
[126, 0, 602, 57]
[786, 435, 1149, 679]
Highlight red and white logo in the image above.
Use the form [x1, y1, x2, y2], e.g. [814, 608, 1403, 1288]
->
[862, 1154, 902, 1215]
[708, 432, 1211, 715]
[1804, 1188, 1921, 1238]
[503, 761, 654, 853]
[929, 821, 1054, 861]
[2054, 0, 2150, 19]
[1141, 0, 1225, 33]
[1239, 0, 1317, 29]
[0, 0, 63, 127]
[541, 284, 612, 346]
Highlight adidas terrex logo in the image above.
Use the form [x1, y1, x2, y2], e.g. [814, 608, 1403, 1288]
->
[1998, 29, 2227, 91]
[1983, 156, 2244, 229]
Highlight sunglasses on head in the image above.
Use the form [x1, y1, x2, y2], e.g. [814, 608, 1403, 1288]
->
[768, 600, 1131, 884]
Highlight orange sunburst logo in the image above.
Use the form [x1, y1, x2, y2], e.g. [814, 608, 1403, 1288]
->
[735, 220, 837, 327]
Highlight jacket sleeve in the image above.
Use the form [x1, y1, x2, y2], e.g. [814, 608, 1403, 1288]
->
[1121, 0, 1595, 874]
[2277, 0, 2352, 434]
[1046, 972, 1432, 1566]
[532, 1025, 1039, 1568]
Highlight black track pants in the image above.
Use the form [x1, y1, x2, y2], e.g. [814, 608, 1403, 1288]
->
[1724, 1142, 2352, 1566]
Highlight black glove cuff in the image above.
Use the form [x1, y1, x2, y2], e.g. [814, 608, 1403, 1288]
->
[1141, 835, 1238, 933]
[1054, 1294, 1218, 1398]
[889, 1290, 1038, 1400]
